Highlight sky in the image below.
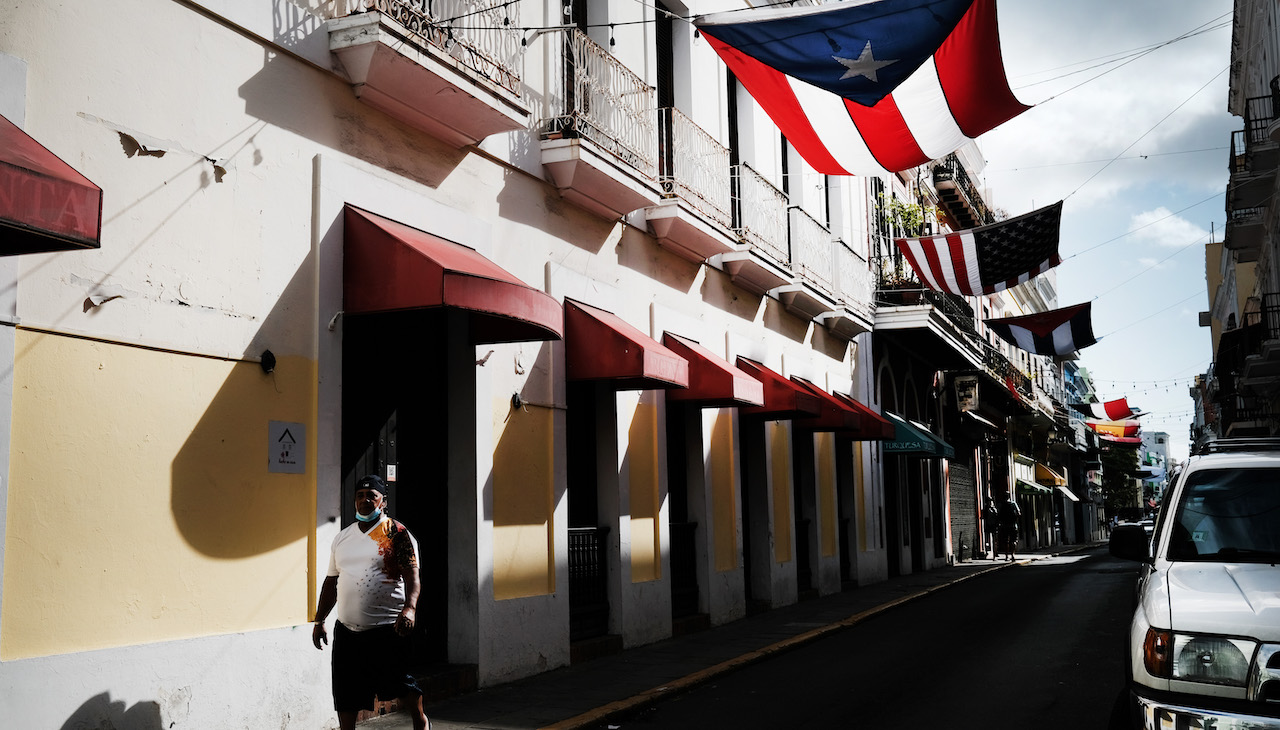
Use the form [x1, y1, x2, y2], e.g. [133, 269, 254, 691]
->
[977, 0, 1236, 462]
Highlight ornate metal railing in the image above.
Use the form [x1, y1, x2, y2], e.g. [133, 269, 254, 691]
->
[834, 240, 873, 316]
[932, 152, 994, 226]
[658, 108, 732, 229]
[540, 28, 657, 178]
[733, 163, 789, 266]
[360, 0, 523, 94]
[983, 348, 1034, 402]
[789, 206, 834, 295]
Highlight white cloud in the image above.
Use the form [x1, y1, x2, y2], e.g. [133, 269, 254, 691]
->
[1127, 208, 1211, 247]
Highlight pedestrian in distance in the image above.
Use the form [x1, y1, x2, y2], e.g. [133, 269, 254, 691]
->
[983, 499, 1000, 559]
[998, 495, 1021, 561]
[312, 475, 429, 730]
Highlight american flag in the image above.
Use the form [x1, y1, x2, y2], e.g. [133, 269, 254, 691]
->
[984, 301, 1097, 357]
[895, 201, 1063, 296]
[695, 0, 1029, 175]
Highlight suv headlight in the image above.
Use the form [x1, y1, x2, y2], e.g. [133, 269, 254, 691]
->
[1144, 629, 1257, 686]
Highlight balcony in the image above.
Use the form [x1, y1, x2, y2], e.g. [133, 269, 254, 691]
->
[872, 252, 983, 369]
[539, 29, 662, 220]
[712, 163, 792, 296]
[1227, 95, 1279, 212]
[1224, 204, 1265, 262]
[819, 240, 875, 341]
[771, 206, 838, 320]
[328, 0, 529, 147]
[642, 108, 736, 263]
[931, 153, 993, 230]
[1240, 293, 1280, 390]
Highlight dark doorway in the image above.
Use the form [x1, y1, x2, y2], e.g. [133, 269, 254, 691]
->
[567, 381, 610, 643]
[666, 402, 700, 620]
[738, 418, 769, 612]
[791, 429, 815, 596]
[884, 455, 903, 578]
[342, 310, 450, 667]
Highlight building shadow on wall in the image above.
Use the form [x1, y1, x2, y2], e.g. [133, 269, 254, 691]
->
[236, 3, 469, 194]
[170, 252, 316, 558]
[60, 692, 162, 730]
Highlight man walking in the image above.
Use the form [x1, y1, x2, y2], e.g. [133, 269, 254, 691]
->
[313, 475, 429, 730]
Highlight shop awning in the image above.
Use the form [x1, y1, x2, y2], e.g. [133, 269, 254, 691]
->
[663, 333, 763, 407]
[964, 411, 1002, 431]
[1035, 462, 1066, 487]
[1056, 485, 1080, 502]
[1017, 479, 1052, 495]
[735, 357, 823, 420]
[565, 299, 689, 390]
[832, 391, 897, 440]
[343, 205, 563, 343]
[1, 113, 103, 254]
[790, 376, 862, 432]
[883, 412, 955, 458]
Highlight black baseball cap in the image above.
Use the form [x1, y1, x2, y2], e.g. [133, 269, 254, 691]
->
[355, 474, 388, 494]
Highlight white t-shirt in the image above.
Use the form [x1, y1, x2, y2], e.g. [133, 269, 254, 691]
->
[327, 515, 420, 632]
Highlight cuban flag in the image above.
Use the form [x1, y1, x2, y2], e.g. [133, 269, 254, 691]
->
[984, 302, 1098, 357]
[695, 0, 1030, 175]
[895, 201, 1063, 296]
[1071, 398, 1142, 421]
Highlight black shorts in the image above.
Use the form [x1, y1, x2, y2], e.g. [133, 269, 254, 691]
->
[332, 621, 423, 712]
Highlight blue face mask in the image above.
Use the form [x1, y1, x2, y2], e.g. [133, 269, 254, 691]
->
[355, 507, 382, 523]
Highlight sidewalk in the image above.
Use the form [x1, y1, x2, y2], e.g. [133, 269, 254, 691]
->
[363, 543, 1103, 730]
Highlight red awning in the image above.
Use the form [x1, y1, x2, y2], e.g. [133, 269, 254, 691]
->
[663, 333, 764, 407]
[343, 205, 563, 344]
[0, 113, 102, 254]
[790, 376, 862, 432]
[735, 357, 822, 419]
[832, 391, 897, 440]
[565, 299, 689, 390]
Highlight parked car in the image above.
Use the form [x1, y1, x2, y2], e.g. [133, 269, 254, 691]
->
[1110, 438, 1280, 729]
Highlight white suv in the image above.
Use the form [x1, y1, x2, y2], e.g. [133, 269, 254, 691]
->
[1110, 438, 1280, 729]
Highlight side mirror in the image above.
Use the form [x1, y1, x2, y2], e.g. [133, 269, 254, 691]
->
[1109, 523, 1150, 562]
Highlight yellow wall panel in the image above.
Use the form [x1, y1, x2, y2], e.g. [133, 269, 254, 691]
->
[628, 401, 660, 582]
[709, 411, 737, 572]
[3, 331, 314, 660]
[769, 423, 792, 564]
[818, 433, 837, 558]
[491, 400, 554, 599]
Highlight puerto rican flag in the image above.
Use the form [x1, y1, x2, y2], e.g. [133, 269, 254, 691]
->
[984, 302, 1097, 357]
[1071, 398, 1142, 420]
[895, 201, 1063, 296]
[695, 0, 1030, 175]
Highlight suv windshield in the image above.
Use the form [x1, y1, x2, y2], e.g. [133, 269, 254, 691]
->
[1166, 467, 1280, 563]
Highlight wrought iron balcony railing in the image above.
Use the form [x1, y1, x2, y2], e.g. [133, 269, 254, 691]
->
[658, 108, 732, 229]
[789, 206, 834, 295]
[540, 28, 657, 178]
[360, 0, 523, 94]
[932, 152, 994, 227]
[834, 240, 873, 316]
[733, 163, 789, 266]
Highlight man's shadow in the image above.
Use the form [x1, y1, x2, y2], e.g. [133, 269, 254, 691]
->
[59, 692, 162, 730]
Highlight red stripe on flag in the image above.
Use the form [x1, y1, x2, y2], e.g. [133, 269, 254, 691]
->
[845, 95, 930, 172]
[945, 234, 977, 295]
[934, 0, 1031, 137]
[895, 236, 932, 287]
[918, 236, 950, 292]
[705, 36, 850, 175]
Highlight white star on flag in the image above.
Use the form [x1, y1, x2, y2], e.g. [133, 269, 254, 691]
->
[834, 41, 895, 82]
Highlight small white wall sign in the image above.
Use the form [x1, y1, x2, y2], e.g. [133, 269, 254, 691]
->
[269, 420, 306, 474]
